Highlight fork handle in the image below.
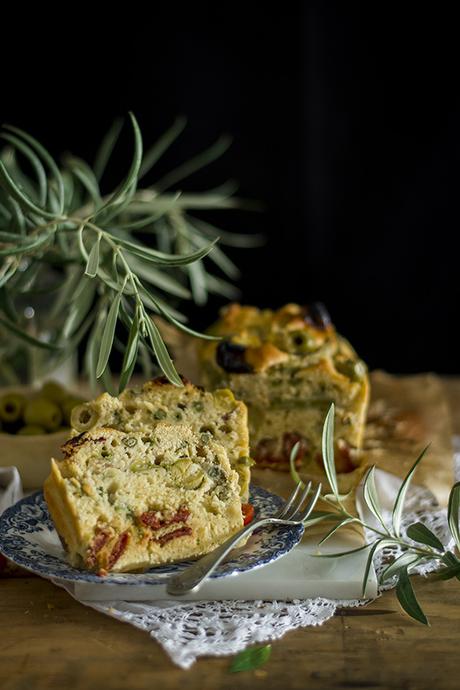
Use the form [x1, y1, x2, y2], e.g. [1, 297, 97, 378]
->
[166, 518, 272, 596]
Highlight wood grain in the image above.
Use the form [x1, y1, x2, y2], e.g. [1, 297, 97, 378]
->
[1, 576, 459, 690]
[1, 376, 460, 690]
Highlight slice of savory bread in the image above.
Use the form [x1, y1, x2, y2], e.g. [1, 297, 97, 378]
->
[70, 377, 251, 501]
[198, 303, 370, 475]
[44, 424, 243, 573]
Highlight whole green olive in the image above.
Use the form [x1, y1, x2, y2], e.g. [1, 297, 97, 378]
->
[40, 380, 68, 404]
[0, 393, 26, 423]
[17, 425, 47, 436]
[24, 398, 63, 432]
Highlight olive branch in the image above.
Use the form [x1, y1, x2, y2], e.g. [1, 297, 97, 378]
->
[0, 113, 262, 390]
[291, 404, 460, 625]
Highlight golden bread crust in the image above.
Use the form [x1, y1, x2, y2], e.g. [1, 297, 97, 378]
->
[198, 303, 369, 474]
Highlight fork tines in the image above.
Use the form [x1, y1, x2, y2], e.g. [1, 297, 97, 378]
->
[278, 481, 322, 523]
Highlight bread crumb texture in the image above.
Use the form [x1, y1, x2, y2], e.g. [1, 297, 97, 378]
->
[70, 377, 250, 499]
[44, 424, 244, 573]
[198, 303, 370, 473]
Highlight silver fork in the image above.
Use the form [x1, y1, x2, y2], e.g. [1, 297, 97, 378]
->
[166, 481, 322, 596]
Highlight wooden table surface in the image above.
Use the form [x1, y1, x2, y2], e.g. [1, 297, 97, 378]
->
[2, 378, 460, 690]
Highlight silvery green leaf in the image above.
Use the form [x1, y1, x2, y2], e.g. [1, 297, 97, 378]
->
[96, 290, 122, 378]
[118, 309, 140, 393]
[145, 315, 182, 386]
[77, 223, 89, 260]
[363, 465, 387, 531]
[138, 341, 153, 379]
[139, 116, 187, 180]
[101, 362, 117, 396]
[94, 117, 124, 181]
[0, 160, 54, 219]
[5, 197, 26, 234]
[0, 133, 47, 206]
[125, 254, 191, 299]
[229, 645, 271, 673]
[205, 272, 241, 299]
[116, 195, 181, 231]
[0, 230, 32, 243]
[447, 481, 460, 550]
[50, 267, 85, 318]
[85, 235, 101, 278]
[189, 228, 240, 279]
[93, 112, 143, 219]
[154, 134, 232, 192]
[116, 234, 218, 267]
[188, 258, 207, 305]
[85, 310, 105, 394]
[65, 156, 101, 207]
[2, 146, 42, 206]
[396, 568, 429, 625]
[392, 445, 429, 537]
[318, 517, 360, 545]
[362, 539, 399, 596]
[154, 301, 220, 341]
[322, 403, 339, 501]
[289, 441, 305, 487]
[63, 277, 96, 338]
[303, 511, 338, 527]
[406, 522, 444, 551]
[3, 124, 65, 212]
[0, 261, 18, 288]
[137, 283, 187, 322]
[380, 552, 421, 583]
[0, 231, 53, 257]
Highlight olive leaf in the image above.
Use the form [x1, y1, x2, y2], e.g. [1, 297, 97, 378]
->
[363, 465, 387, 531]
[0, 115, 260, 389]
[406, 522, 444, 551]
[289, 441, 305, 488]
[145, 315, 182, 387]
[62, 277, 96, 339]
[380, 552, 421, 583]
[392, 445, 430, 537]
[84, 235, 101, 278]
[138, 116, 186, 180]
[93, 112, 143, 220]
[447, 482, 460, 551]
[362, 539, 399, 596]
[118, 309, 140, 394]
[229, 645, 271, 673]
[317, 516, 360, 545]
[396, 568, 429, 625]
[322, 403, 340, 502]
[4, 123, 65, 212]
[96, 290, 123, 378]
[0, 132, 47, 206]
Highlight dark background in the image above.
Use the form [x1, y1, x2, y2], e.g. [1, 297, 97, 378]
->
[1, 3, 459, 373]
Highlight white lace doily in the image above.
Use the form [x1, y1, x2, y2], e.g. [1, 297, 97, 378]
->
[57, 439, 459, 669]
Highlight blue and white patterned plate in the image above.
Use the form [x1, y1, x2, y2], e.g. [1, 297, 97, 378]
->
[0, 485, 303, 585]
